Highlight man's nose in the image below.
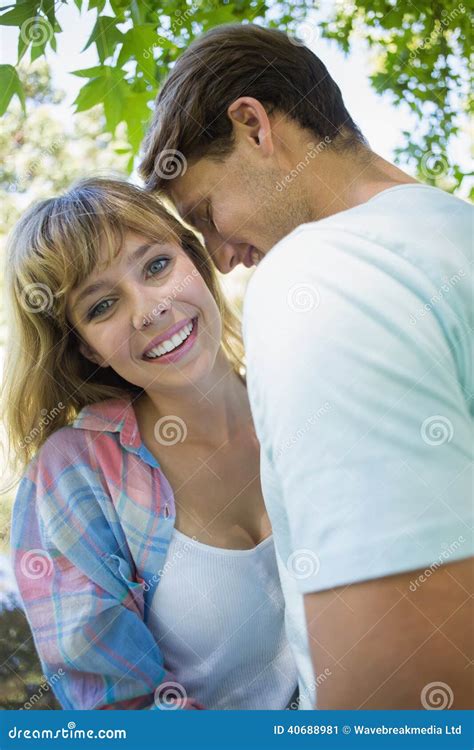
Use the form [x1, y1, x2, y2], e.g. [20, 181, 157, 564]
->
[205, 234, 240, 274]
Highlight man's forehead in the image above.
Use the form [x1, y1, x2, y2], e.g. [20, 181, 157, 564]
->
[168, 156, 220, 218]
[170, 181, 206, 221]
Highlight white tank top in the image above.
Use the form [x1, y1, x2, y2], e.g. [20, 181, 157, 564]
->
[148, 529, 298, 709]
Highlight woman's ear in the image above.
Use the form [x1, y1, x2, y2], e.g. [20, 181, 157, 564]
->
[78, 338, 107, 367]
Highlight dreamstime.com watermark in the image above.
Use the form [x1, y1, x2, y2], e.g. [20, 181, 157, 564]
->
[19, 282, 56, 316]
[276, 137, 332, 191]
[142, 270, 199, 324]
[286, 282, 321, 312]
[409, 269, 465, 325]
[20, 16, 54, 47]
[8, 137, 64, 193]
[420, 681, 454, 710]
[154, 415, 188, 446]
[142, 534, 197, 593]
[154, 681, 188, 709]
[287, 549, 321, 580]
[19, 402, 65, 450]
[289, 21, 320, 47]
[286, 668, 332, 709]
[419, 150, 451, 179]
[20, 549, 53, 580]
[143, 1, 202, 59]
[408, 535, 466, 592]
[153, 149, 188, 180]
[21, 669, 65, 710]
[420, 415, 454, 446]
[8, 722, 127, 740]
[276, 401, 332, 458]
[409, 4, 466, 61]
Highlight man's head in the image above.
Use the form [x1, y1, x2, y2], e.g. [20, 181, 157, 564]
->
[140, 23, 367, 272]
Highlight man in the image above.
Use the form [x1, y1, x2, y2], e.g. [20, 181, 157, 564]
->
[139, 24, 473, 709]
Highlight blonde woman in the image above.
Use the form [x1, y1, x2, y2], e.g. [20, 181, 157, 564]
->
[2, 178, 298, 710]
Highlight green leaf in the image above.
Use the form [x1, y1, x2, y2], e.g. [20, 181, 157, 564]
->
[0, 0, 39, 26]
[83, 15, 123, 62]
[40, 0, 55, 27]
[0, 63, 25, 115]
[122, 88, 153, 153]
[130, 0, 147, 26]
[30, 35, 47, 61]
[73, 67, 127, 132]
[71, 64, 106, 77]
[73, 75, 107, 112]
[17, 26, 29, 63]
[102, 73, 128, 132]
[109, 0, 126, 22]
[87, 0, 106, 11]
[8, 8, 56, 61]
[117, 25, 160, 68]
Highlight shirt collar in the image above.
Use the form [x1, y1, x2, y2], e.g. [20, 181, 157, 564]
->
[72, 395, 142, 452]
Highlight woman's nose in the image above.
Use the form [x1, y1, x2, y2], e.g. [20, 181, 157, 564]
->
[131, 294, 171, 331]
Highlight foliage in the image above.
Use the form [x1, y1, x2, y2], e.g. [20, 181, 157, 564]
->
[0, 60, 130, 230]
[0, 1, 470, 193]
[0, 61, 130, 348]
[0, 1, 309, 163]
[320, 0, 472, 193]
[0, 592, 60, 709]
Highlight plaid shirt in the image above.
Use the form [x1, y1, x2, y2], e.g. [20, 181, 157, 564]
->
[11, 396, 203, 710]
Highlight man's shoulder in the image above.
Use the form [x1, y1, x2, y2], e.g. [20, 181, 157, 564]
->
[245, 184, 472, 320]
[258, 184, 470, 262]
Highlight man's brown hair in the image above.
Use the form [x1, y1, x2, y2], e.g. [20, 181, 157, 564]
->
[140, 23, 367, 191]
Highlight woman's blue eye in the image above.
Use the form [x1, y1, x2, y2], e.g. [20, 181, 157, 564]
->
[86, 257, 170, 320]
[88, 299, 113, 320]
[147, 257, 169, 276]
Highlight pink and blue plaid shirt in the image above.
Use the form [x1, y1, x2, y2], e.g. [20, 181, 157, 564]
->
[11, 396, 203, 710]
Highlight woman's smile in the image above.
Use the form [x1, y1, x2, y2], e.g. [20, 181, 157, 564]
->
[141, 316, 199, 365]
[66, 229, 225, 388]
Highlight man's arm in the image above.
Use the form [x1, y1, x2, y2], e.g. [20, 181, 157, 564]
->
[304, 557, 473, 709]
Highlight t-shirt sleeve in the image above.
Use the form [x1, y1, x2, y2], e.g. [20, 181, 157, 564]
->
[243, 228, 473, 594]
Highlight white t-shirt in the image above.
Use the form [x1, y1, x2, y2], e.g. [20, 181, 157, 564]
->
[242, 184, 473, 709]
[148, 529, 298, 709]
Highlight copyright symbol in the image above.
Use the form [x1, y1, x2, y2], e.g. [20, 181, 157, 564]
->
[342, 725, 351, 734]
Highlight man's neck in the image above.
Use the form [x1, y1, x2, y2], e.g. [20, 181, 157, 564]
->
[303, 146, 419, 222]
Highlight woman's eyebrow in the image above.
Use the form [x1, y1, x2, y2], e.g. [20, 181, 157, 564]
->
[128, 241, 156, 266]
[73, 280, 112, 311]
[73, 243, 157, 311]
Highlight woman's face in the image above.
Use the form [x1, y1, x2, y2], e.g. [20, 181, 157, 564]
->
[66, 231, 223, 392]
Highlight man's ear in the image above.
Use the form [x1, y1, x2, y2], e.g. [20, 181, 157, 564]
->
[227, 97, 274, 157]
[78, 338, 107, 367]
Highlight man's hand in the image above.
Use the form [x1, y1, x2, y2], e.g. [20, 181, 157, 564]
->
[304, 557, 473, 709]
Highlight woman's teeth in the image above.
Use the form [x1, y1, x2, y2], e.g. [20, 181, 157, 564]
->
[144, 320, 194, 359]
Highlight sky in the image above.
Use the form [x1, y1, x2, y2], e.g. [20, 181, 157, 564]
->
[2, 0, 467, 171]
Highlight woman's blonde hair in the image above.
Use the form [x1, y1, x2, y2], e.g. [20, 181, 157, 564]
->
[1, 177, 245, 480]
